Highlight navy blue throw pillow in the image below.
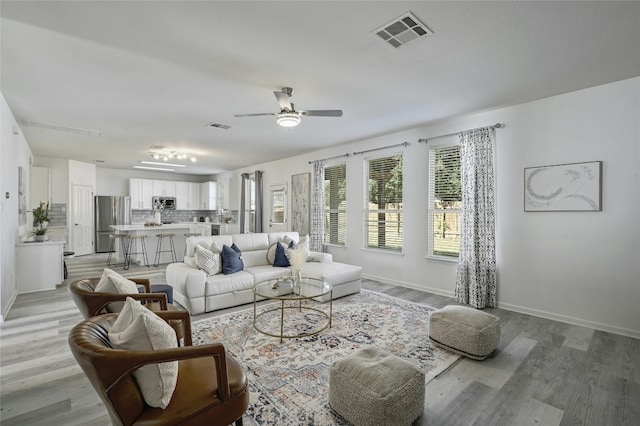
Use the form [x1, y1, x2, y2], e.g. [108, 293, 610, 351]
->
[273, 242, 293, 267]
[222, 244, 244, 275]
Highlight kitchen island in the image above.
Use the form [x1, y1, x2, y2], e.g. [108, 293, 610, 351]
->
[111, 224, 197, 265]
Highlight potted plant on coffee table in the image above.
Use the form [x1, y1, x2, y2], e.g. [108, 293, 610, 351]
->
[31, 201, 50, 241]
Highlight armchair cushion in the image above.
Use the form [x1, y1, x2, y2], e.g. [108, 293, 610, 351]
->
[95, 268, 139, 294]
[109, 298, 178, 409]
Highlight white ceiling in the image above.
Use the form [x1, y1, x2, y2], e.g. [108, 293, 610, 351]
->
[1, 1, 638, 175]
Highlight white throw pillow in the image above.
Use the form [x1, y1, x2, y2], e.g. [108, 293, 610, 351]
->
[266, 242, 278, 265]
[297, 235, 311, 259]
[195, 244, 221, 276]
[285, 245, 309, 271]
[108, 297, 178, 409]
[95, 269, 139, 294]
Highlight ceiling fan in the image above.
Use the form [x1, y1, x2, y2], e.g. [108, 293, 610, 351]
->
[234, 87, 343, 127]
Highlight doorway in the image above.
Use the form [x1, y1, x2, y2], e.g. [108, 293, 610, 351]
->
[72, 184, 93, 256]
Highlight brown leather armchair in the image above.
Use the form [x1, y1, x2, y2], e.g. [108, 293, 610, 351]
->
[68, 277, 184, 343]
[68, 310, 249, 426]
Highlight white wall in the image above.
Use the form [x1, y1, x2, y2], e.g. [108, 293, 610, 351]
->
[0, 93, 33, 321]
[221, 77, 640, 338]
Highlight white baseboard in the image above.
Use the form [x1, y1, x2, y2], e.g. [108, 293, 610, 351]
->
[496, 301, 640, 340]
[362, 273, 640, 340]
[362, 273, 455, 299]
[0, 290, 18, 324]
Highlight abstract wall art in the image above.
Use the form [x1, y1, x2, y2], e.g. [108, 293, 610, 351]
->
[524, 161, 602, 212]
[291, 172, 311, 235]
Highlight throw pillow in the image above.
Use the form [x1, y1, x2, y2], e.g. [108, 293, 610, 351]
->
[95, 269, 139, 294]
[108, 297, 178, 409]
[222, 244, 244, 275]
[195, 244, 220, 276]
[273, 241, 295, 267]
[285, 244, 309, 272]
[266, 242, 278, 265]
[297, 234, 311, 259]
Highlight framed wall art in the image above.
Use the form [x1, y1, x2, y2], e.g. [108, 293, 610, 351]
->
[291, 172, 311, 235]
[524, 161, 602, 212]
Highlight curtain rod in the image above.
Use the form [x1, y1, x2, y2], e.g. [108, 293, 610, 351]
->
[308, 153, 350, 164]
[353, 141, 409, 156]
[418, 123, 504, 143]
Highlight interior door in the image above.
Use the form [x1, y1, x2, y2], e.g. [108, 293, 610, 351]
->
[72, 184, 93, 256]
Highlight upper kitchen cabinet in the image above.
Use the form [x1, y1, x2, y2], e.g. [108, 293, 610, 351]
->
[30, 166, 52, 207]
[176, 182, 201, 210]
[152, 180, 176, 197]
[200, 181, 217, 210]
[129, 178, 153, 209]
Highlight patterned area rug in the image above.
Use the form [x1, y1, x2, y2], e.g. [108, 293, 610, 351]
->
[192, 290, 460, 425]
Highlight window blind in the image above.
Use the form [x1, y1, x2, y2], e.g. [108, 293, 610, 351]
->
[364, 154, 403, 251]
[428, 144, 461, 258]
[324, 163, 346, 246]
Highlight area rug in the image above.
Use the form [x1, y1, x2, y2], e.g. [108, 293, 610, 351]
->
[192, 290, 460, 425]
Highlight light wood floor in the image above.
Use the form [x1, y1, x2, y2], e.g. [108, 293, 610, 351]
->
[1, 254, 638, 425]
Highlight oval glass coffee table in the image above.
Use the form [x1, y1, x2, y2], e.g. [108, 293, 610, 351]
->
[253, 276, 332, 343]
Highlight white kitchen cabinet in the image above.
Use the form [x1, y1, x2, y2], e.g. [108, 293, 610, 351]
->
[16, 241, 64, 292]
[176, 182, 201, 210]
[195, 223, 212, 236]
[200, 181, 217, 210]
[152, 180, 176, 197]
[30, 166, 52, 207]
[129, 178, 153, 209]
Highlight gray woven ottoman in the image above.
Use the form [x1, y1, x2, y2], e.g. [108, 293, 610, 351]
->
[329, 346, 425, 426]
[429, 305, 501, 360]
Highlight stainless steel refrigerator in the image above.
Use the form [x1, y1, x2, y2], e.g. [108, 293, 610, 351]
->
[95, 196, 131, 253]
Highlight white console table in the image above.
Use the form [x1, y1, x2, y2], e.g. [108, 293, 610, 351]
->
[16, 240, 65, 293]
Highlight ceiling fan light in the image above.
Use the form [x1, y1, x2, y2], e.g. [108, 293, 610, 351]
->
[276, 113, 300, 128]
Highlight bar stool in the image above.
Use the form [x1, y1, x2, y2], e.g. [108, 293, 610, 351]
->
[154, 233, 177, 267]
[183, 232, 202, 256]
[125, 235, 150, 270]
[107, 234, 128, 268]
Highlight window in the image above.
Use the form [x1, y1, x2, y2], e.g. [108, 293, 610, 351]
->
[243, 174, 256, 232]
[269, 184, 287, 226]
[428, 142, 461, 258]
[324, 163, 346, 246]
[364, 154, 403, 251]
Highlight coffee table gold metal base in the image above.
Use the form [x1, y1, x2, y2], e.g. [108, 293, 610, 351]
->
[253, 277, 332, 343]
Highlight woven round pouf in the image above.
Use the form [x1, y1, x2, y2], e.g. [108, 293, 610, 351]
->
[329, 346, 425, 426]
[428, 305, 501, 360]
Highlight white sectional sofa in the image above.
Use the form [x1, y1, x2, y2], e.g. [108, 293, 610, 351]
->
[165, 231, 362, 315]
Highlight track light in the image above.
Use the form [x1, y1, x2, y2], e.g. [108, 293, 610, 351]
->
[148, 150, 197, 164]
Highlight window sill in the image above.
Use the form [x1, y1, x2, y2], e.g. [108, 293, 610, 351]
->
[425, 254, 458, 263]
[363, 248, 404, 256]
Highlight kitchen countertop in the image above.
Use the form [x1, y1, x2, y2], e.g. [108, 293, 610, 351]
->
[111, 224, 196, 232]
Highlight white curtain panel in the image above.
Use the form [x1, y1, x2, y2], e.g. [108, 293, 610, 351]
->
[310, 160, 325, 252]
[455, 127, 497, 308]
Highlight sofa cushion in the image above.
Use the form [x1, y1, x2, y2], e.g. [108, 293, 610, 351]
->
[204, 270, 255, 296]
[301, 261, 362, 285]
[222, 244, 244, 275]
[108, 297, 178, 409]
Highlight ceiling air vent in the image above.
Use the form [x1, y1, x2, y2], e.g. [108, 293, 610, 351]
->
[373, 12, 433, 48]
[207, 122, 231, 130]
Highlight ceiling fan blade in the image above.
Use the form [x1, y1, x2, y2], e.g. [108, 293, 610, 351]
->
[299, 110, 343, 117]
[274, 91, 293, 111]
[233, 112, 277, 117]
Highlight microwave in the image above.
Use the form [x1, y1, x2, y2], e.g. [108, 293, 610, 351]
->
[152, 196, 176, 210]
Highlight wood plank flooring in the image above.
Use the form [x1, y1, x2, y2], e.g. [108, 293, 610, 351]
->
[1, 254, 638, 425]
